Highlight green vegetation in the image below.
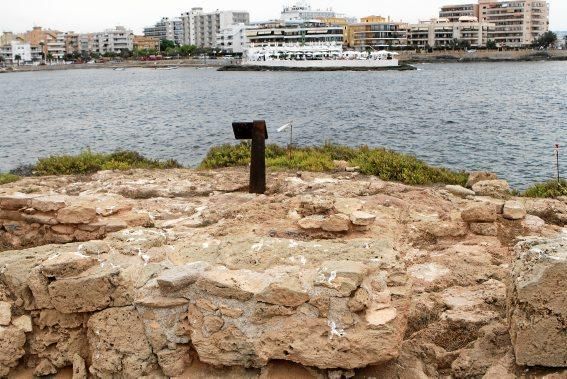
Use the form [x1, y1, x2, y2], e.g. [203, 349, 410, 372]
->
[486, 40, 497, 50]
[0, 173, 20, 185]
[522, 180, 567, 198]
[532, 31, 558, 49]
[33, 150, 182, 176]
[199, 142, 469, 186]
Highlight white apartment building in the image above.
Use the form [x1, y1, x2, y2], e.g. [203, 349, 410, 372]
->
[440, 4, 480, 22]
[407, 17, 495, 49]
[93, 26, 133, 54]
[143, 17, 184, 45]
[215, 23, 249, 54]
[180, 8, 250, 48]
[281, 2, 337, 21]
[0, 41, 41, 63]
[246, 20, 344, 48]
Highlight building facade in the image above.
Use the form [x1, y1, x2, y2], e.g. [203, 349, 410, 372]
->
[215, 23, 249, 54]
[0, 41, 42, 63]
[246, 20, 343, 48]
[479, 0, 549, 47]
[440, 4, 480, 22]
[281, 2, 337, 21]
[181, 8, 250, 48]
[439, 0, 549, 47]
[93, 26, 133, 54]
[133, 35, 160, 51]
[407, 17, 495, 49]
[348, 17, 408, 49]
[143, 17, 184, 45]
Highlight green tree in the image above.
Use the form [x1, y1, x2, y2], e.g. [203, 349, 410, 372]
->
[179, 44, 196, 57]
[14, 54, 21, 65]
[486, 39, 497, 50]
[160, 39, 176, 52]
[532, 31, 557, 49]
[46, 52, 53, 61]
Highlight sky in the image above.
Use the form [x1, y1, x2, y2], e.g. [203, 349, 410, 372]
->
[1, 0, 566, 34]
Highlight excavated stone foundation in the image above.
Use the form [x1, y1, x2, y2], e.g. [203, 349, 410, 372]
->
[0, 168, 565, 378]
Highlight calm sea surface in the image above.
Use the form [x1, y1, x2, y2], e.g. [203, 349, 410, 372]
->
[0, 62, 565, 189]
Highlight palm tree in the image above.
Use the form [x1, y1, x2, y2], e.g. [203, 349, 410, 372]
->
[39, 42, 45, 63]
[14, 54, 21, 66]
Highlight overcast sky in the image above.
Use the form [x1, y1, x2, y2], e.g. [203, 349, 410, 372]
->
[2, 0, 566, 34]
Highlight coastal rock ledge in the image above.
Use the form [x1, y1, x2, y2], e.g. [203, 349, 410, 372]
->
[0, 168, 566, 378]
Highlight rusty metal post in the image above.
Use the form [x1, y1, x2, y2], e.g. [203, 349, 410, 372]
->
[250, 120, 266, 194]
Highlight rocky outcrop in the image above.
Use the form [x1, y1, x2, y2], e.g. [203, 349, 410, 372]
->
[0, 167, 565, 377]
[508, 235, 567, 367]
[0, 193, 152, 249]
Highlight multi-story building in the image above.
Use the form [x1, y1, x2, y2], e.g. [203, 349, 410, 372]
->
[47, 33, 66, 59]
[133, 36, 160, 51]
[0, 32, 16, 46]
[317, 17, 355, 46]
[143, 17, 184, 45]
[280, 2, 337, 21]
[348, 16, 408, 49]
[246, 20, 343, 48]
[407, 17, 495, 49]
[0, 41, 42, 63]
[438, 1, 549, 47]
[79, 34, 95, 54]
[215, 23, 249, 54]
[180, 8, 250, 48]
[479, 0, 549, 47]
[440, 4, 480, 22]
[93, 26, 134, 54]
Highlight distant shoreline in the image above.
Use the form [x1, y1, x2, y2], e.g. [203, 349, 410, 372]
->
[1, 51, 566, 75]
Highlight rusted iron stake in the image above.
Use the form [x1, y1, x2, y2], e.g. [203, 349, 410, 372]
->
[250, 120, 267, 194]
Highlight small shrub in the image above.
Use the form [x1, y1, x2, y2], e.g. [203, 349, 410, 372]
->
[199, 143, 469, 186]
[0, 173, 20, 185]
[33, 149, 182, 176]
[522, 180, 567, 198]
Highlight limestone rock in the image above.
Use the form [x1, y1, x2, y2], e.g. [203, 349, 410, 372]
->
[523, 198, 567, 226]
[334, 198, 363, 215]
[461, 204, 498, 223]
[508, 236, 567, 367]
[156, 261, 210, 291]
[466, 171, 498, 188]
[0, 302, 11, 326]
[11, 315, 32, 333]
[87, 306, 157, 377]
[298, 195, 334, 216]
[34, 358, 57, 377]
[196, 267, 270, 301]
[48, 267, 118, 313]
[469, 223, 498, 237]
[503, 200, 526, 220]
[321, 214, 350, 232]
[446, 185, 475, 198]
[56, 204, 97, 224]
[156, 346, 192, 377]
[471, 180, 510, 198]
[30, 195, 67, 212]
[72, 354, 87, 379]
[350, 211, 376, 226]
[0, 326, 26, 377]
[40, 251, 99, 279]
[297, 215, 324, 230]
[255, 276, 309, 307]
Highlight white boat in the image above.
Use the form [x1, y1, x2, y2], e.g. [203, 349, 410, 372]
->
[155, 66, 179, 71]
[243, 44, 400, 68]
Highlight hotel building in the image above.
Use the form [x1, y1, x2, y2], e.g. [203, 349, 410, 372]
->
[348, 16, 407, 49]
[180, 8, 250, 48]
[215, 23, 249, 54]
[439, 0, 549, 47]
[143, 17, 184, 45]
[246, 20, 343, 48]
[407, 17, 495, 49]
[93, 26, 134, 54]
